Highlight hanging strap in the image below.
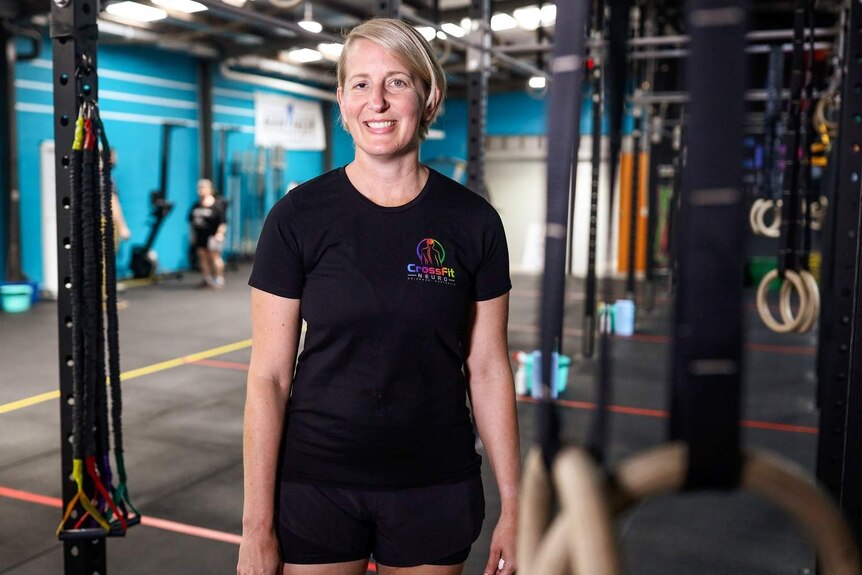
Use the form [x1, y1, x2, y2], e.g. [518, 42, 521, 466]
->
[778, 0, 809, 278]
[538, 0, 590, 467]
[669, 0, 748, 490]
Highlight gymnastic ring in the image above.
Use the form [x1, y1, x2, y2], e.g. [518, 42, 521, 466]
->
[749, 199, 768, 234]
[518, 447, 621, 575]
[756, 269, 808, 333]
[518, 448, 554, 573]
[780, 269, 819, 333]
[754, 199, 782, 238]
[607, 442, 860, 575]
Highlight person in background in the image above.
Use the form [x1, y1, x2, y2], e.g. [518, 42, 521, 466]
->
[189, 178, 227, 288]
[238, 17, 519, 575]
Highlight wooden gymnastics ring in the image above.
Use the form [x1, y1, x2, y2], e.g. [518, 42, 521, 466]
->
[753, 199, 782, 238]
[749, 198, 768, 234]
[518, 447, 621, 575]
[780, 269, 819, 333]
[606, 442, 860, 575]
[809, 196, 828, 231]
[756, 269, 808, 333]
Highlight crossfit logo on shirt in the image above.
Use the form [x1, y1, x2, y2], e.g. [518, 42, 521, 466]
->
[407, 238, 456, 285]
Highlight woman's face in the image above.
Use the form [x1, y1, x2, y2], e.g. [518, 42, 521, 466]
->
[197, 180, 213, 198]
[337, 38, 434, 161]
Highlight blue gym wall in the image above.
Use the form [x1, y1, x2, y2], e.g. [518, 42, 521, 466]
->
[10, 38, 628, 287]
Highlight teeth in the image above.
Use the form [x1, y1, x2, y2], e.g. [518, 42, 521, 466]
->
[366, 121, 395, 128]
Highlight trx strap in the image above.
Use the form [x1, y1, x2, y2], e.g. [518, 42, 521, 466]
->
[669, 0, 748, 489]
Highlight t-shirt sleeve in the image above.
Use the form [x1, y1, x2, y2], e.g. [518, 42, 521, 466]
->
[248, 195, 304, 299]
[473, 203, 512, 301]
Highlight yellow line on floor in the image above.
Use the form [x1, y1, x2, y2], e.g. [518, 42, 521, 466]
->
[0, 338, 253, 415]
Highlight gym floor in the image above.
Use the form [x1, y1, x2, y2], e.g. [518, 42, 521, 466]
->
[0, 264, 819, 574]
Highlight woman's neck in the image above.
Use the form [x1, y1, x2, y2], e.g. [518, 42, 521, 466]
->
[346, 153, 428, 207]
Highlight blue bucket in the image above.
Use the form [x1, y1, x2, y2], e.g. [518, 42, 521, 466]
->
[1, 284, 34, 313]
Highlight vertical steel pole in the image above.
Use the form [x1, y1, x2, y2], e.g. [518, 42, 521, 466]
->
[816, 0, 862, 551]
[49, 0, 105, 572]
[198, 61, 213, 183]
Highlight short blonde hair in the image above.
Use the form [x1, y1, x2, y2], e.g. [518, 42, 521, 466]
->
[337, 18, 447, 140]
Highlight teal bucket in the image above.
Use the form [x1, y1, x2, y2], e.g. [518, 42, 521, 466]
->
[1, 284, 34, 313]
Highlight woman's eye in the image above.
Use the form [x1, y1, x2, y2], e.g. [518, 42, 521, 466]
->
[390, 78, 407, 88]
[353, 82, 367, 90]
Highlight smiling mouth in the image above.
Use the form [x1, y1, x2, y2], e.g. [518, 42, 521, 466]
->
[365, 121, 396, 129]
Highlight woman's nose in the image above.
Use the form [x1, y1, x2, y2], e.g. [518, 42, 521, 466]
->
[368, 85, 388, 112]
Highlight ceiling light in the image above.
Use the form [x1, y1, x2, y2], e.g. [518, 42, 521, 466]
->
[298, 1, 322, 33]
[528, 76, 546, 89]
[219, 0, 247, 6]
[234, 33, 264, 45]
[436, 30, 447, 40]
[105, 1, 167, 22]
[513, 6, 542, 31]
[151, 0, 207, 13]
[540, 4, 556, 26]
[490, 13, 518, 32]
[97, 18, 160, 41]
[460, 18, 473, 33]
[441, 23, 465, 38]
[285, 48, 323, 63]
[317, 42, 344, 61]
[415, 26, 436, 42]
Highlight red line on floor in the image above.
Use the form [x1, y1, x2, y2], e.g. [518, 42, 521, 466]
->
[191, 358, 253, 371]
[0, 484, 379, 571]
[507, 324, 816, 355]
[516, 396, 817, 434]
[0, 485, 242, 544]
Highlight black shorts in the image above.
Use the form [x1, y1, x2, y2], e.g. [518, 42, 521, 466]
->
[276, 475, 485, 567]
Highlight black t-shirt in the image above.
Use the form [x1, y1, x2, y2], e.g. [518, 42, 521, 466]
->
[249, 167, 511, 489]
[189, 198, 226, 238]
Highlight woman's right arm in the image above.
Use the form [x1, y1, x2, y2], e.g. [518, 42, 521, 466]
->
[237, 288, 302, 575]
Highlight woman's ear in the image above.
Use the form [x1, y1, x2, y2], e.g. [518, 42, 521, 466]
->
[424, 86, 442, 121]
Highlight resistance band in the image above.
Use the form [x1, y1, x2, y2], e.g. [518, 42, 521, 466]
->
[57, 101, 133, 540]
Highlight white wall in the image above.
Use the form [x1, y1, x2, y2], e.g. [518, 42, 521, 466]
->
[485, 135, 618, 277]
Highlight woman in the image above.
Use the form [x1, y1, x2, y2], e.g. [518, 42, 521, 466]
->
[189, 178, 227, 288]
[239, 18, 519, 575]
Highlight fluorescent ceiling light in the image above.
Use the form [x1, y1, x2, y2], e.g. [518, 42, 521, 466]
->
[285, 48, 323, 63]
[540, 4, 556, 26]
[460, 18, 472, 33]
[97, 18, 160, 40]
[416, 26, 436, 42]
[234, 33, 263, 45]
[441, 23, 465, 38]
[317, 42, 343, 61]
[436, 30, 447, 40]
[490, 13, 518, 31]
[105, 1, 167, 22]
[528, 76, 547, 89]
[513, 6, 542, 30]
[298, 20, 322, 33]
[220, 0, 247, 6]
[151, 0, 207, 13]
[298, 1, 322, 33]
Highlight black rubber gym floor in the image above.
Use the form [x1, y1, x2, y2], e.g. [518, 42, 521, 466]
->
[0, 264, 819, 574]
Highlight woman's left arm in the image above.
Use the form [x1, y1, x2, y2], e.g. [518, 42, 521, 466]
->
[465, 293, 520, 575]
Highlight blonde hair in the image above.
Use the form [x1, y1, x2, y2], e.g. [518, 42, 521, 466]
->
[337, 18, 447, 140]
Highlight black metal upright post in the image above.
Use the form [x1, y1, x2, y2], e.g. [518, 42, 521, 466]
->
[1, 17, 24, 282]
[375, 0, 401, 18]
[466, 0, 490, 198]
[49, 0, 104, 572]
[816, 0, 862, 551]
[198, 60, 213, 183]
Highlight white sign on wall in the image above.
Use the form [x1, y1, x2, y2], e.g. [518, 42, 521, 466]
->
[254, 93, 326, 150]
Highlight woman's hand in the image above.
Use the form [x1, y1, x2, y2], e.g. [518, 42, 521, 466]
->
[484, 511, 517, 575]
[237, 528, 282, 575]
